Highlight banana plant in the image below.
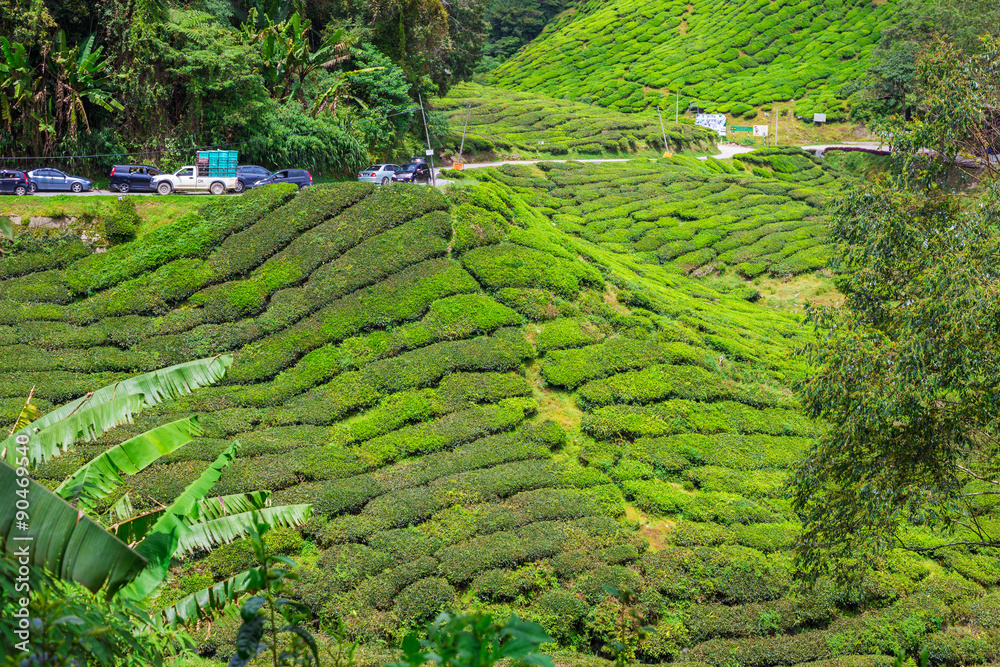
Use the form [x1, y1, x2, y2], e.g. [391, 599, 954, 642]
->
[0, 37, 37, 129]
[0, 355, 311, 624]
[51, 30, 124, 141]
[249, 10, 351, 103]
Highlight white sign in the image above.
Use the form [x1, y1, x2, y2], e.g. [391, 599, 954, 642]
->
[695, 114, 727, 137]
[753, 125, 769, 137]
[425, 149, 435, 156]
[813, 113, 827, 123]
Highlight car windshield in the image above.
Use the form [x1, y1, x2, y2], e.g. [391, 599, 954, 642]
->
[402, 164, 418, 172]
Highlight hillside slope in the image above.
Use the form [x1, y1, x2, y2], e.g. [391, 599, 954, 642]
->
[1, 177, 997, 665]
[435, 83, 716, 159]
[488, 0, 899, 121]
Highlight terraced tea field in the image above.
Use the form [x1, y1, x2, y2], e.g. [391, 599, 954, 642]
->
[489, 0, 900, 121]
[475, 147, 834, 279]
[435, 83, 716, 158]
[2, 170, 997, 665]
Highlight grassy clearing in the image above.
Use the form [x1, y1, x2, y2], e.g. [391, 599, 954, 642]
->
[1, 194, 214, 237]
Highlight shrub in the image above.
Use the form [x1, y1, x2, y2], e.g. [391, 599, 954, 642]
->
[102, 197, 140, 244]
[530, 590, 590, 643]
[393, 577, 456, 624]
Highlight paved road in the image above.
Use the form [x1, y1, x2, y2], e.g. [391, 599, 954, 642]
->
[20, 144, 900, 197]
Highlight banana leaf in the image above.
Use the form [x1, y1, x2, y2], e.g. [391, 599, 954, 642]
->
[56, 417, 203, 512]
[118, 441, 241, 603]
[162, 566, 267, 626]
[174, 504, 311, 557]
[0, 462, 146, 596]
[1, 355, 232, 466]
[110, 492, 272, 546]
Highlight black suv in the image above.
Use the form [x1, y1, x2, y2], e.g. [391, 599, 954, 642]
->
[252, 168, 312, 190]
[392, 162, 431, 184]
[110, 165, 162, 193]
[236, 165, 272, 193]
[0, 169, 31, 196]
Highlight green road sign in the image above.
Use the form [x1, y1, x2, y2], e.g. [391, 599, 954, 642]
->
[730, 125, 753, 132]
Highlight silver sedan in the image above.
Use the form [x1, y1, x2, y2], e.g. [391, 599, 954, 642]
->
[357, 164, 401, 185]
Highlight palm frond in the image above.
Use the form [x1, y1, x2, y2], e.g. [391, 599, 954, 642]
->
[0, 462, 146, 596]
[56, 417, 203, 512]
[175, 504, 311, 557]
[0, 355, 232, 464]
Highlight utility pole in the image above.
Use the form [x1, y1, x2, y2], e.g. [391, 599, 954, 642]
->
[656, 105, 668, 155]
[418, 91, 436, 187]
[774, 102, 779, 146]
[457, 103, 472, 165]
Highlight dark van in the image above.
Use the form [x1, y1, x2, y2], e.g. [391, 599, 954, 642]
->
[110, 165, 163, 193]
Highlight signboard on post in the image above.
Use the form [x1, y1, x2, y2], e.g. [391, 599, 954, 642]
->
[730, 125, 752, 132]
[813, 113, 827, 123]
[425, 149, 435, 156]
[696, 114, 727, 137]
[753, 125, 769, 137]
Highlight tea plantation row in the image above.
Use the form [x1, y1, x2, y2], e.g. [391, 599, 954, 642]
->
[488, 0, 901, 120]
[1, 175, 997, 666]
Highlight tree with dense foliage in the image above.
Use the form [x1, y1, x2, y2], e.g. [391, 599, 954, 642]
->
[851, 0, 1000, 122]
[0, 0, 488, 174]
[791, 35, 1000, 581]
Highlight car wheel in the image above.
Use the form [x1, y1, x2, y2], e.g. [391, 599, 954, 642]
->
[234, 180, 245, 193]
[14, 185, 26, 196]
[118, 183, 130, 194]
[157, 182, 172, 195]
[71, 182, 82, 193]
[29, 182, 37, 193]
[210, 182, 225, 195]
[381, 177, 389, 185]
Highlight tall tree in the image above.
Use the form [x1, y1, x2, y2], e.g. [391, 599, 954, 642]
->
[791, 35, 1000, 581]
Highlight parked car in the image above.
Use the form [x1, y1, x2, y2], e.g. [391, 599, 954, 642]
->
[27, 168, 93, 193]
[357, 164, 401, 185]
[109, 165, 162, 193]
[0, 169, 31, 196]
[392, 162, 431, 184]
[236, 165, 272, 193]
[253, 168, 312, 190]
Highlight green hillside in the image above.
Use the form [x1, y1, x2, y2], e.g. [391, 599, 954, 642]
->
[2, 175, 997, 665]
[435, 83, 716, 159]
[488, 0, 899, 121]
[470, 148, 835, 279]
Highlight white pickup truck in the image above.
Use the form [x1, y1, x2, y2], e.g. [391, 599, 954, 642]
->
[152, 166, 237, 195]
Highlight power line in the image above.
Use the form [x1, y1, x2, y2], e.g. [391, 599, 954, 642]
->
[0, 106, 419, 162]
